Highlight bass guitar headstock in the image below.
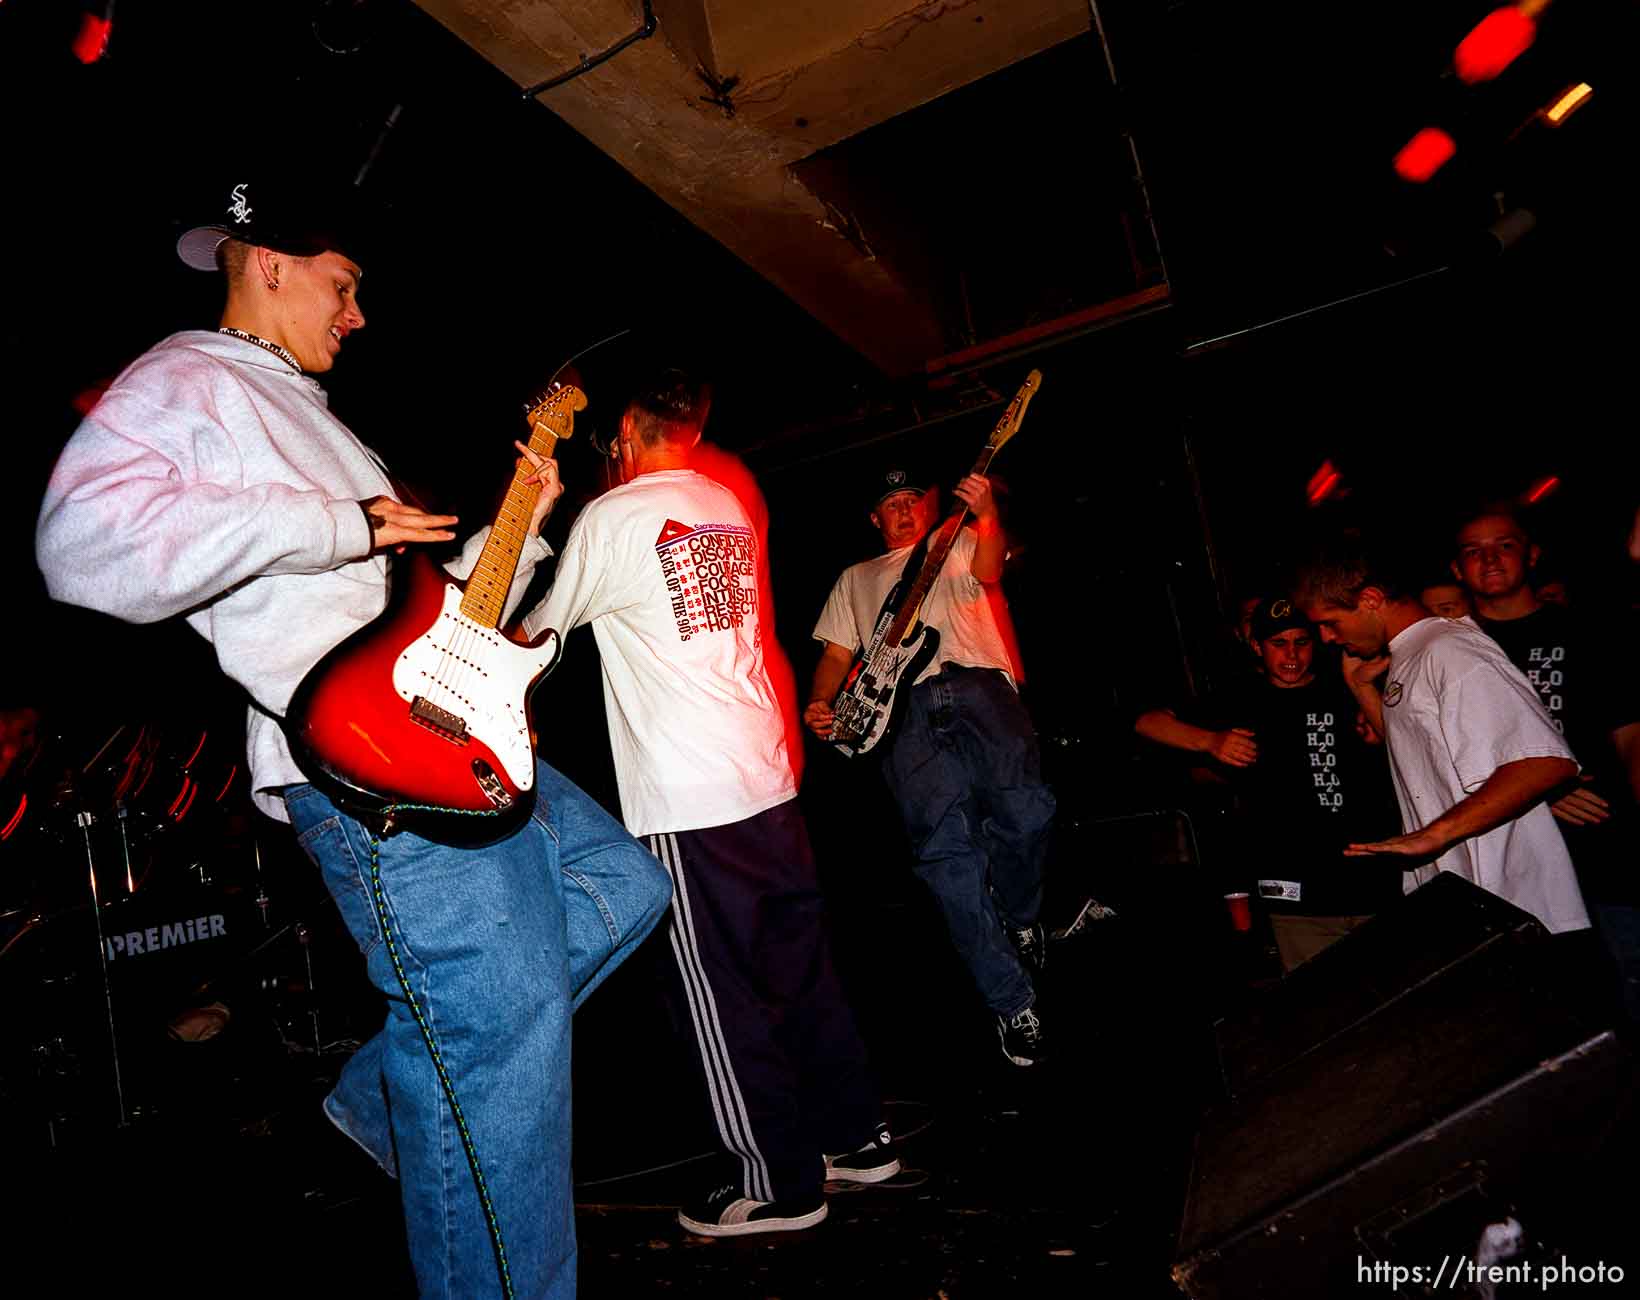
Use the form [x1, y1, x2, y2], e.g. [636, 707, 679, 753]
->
[987, 369, 1042, 454]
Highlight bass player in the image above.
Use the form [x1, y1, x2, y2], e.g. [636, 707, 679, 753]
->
[806, 465, 1056, 1067]
[34, 172, 671, 1299]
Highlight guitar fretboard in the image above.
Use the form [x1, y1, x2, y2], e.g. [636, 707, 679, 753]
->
[459, 388, 581, 629]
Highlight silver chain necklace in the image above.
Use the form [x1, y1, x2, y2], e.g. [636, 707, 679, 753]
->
[218, 327, 303, 374]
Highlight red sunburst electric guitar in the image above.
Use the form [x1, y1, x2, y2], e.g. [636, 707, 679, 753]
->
[282, 383, 584, 845]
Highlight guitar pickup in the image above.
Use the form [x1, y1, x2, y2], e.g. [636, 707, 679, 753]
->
[409, 696, 470, 746]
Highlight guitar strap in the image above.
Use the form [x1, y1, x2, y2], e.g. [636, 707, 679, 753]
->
[898, 533, 931, 589]
[864, 533, 930, 660]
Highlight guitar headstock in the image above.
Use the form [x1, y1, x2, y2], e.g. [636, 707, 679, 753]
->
[522, 382, 588, 448]
[988, 369, 1042, 453]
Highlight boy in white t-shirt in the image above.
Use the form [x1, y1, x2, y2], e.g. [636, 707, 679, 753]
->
[1293, 536, 1588, 935]
[525, 371, 895, 1240]
[807, 466, 1056, 1069]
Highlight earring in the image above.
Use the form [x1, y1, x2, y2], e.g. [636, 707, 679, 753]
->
[266, 278, 279, 291]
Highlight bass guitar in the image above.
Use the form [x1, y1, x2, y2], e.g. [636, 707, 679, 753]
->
[283, 384, 584, 844]
[828, 368, 1041, 758]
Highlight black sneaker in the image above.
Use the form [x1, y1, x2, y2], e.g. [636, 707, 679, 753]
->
[1011, 922, 1048, 974]
[823, 1122, 902, 1184]
[998, 1005, 1047, 1067]
[677, 1183, 828, 1238]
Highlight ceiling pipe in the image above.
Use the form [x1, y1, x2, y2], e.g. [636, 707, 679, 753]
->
[521, 0, 657, 99]
[1088, 0, 1170, 286]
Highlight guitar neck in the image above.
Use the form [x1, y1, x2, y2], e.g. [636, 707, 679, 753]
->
[458, 382, 585, 629]
[459, 427, 560, 629]
[880, 441, 1003, 647]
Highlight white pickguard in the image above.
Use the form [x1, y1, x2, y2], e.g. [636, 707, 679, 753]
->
[392, 583, 561, 792]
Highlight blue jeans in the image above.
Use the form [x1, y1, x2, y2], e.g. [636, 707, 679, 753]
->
[285, 760, 670, 1299]
[881, 666, 1056, 1019]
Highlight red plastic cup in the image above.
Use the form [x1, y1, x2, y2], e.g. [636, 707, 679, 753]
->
[1224, 892, 1252, 932]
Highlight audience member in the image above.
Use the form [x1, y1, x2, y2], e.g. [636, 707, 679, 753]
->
[1419, 580, 1473, 621]
[1294, 535, 1589, 938]
[1452, 504, 1640, 1023]
[1135, 598, 1401, 971]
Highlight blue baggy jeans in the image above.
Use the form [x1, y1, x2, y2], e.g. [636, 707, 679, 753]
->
[880, 666, 1056, 1020]
[285, 760, 671, 1299]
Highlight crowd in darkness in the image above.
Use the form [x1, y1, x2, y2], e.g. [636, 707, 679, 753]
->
[1131, 499, 1640, 1031]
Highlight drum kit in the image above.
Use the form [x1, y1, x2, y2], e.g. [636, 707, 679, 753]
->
[0, 708, 358, 1149]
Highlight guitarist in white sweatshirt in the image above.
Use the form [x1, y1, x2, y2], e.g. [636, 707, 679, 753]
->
[807, 467, 1056, 1068]
[35, 173, 672, 1300]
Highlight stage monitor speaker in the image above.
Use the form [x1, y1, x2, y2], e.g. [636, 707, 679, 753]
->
[1213, 872, 1546, 1099]
[1173, 874, 1631, 1300]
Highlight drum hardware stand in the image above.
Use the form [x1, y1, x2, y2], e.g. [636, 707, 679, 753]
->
[253, 840, 271, 928]
[192, 913, 330, 1057]
[76, 807, 130, 1128]
[115, 799, 136, 896]
[249, 839, 328, 1055]
[296, 920, 322, 1054]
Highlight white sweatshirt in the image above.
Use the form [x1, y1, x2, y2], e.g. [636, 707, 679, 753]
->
[36, 330, 548, 819]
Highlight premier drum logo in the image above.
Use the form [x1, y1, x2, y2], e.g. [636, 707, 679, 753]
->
[105, 912, 227, 960]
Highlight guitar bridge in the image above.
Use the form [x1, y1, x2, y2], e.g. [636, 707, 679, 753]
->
[409, 696, 470, 746]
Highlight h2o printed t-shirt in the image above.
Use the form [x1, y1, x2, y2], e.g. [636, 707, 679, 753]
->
[1477, 604, 1640, 902]
[1177, 673, 1402, 915]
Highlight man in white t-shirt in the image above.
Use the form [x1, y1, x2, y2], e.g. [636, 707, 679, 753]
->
[807, 467, 1056, 1068]
[1294, 537, 1589, 935]
[524, 371, 895, 1240]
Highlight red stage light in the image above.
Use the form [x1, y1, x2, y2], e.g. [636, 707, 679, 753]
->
[1306, 460, 1343, 505]
[72, 13, 113, 65]
[1525, 475, 1560, 503]
[1393, 128, 1456, 183]
[71, 382, 111, 416]
[1, 794, 25, 841]
[1455, 7, 1537, 85]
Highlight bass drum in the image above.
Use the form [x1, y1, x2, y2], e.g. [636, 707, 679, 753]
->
[2, 876, 260, 1023]
[0, 877, 262, 1142]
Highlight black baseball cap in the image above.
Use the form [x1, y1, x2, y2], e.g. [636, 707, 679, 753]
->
[869, 466, 931, 513]
[1250, 596, 1311, 642]
[177, 176, 371, 271]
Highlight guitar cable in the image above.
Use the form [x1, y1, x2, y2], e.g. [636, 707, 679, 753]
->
[364, 807, 515, 1300]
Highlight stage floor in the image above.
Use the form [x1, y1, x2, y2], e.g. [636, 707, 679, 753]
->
[14, 877, 1637, 1297]
[6, 896, 1204, 1297]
